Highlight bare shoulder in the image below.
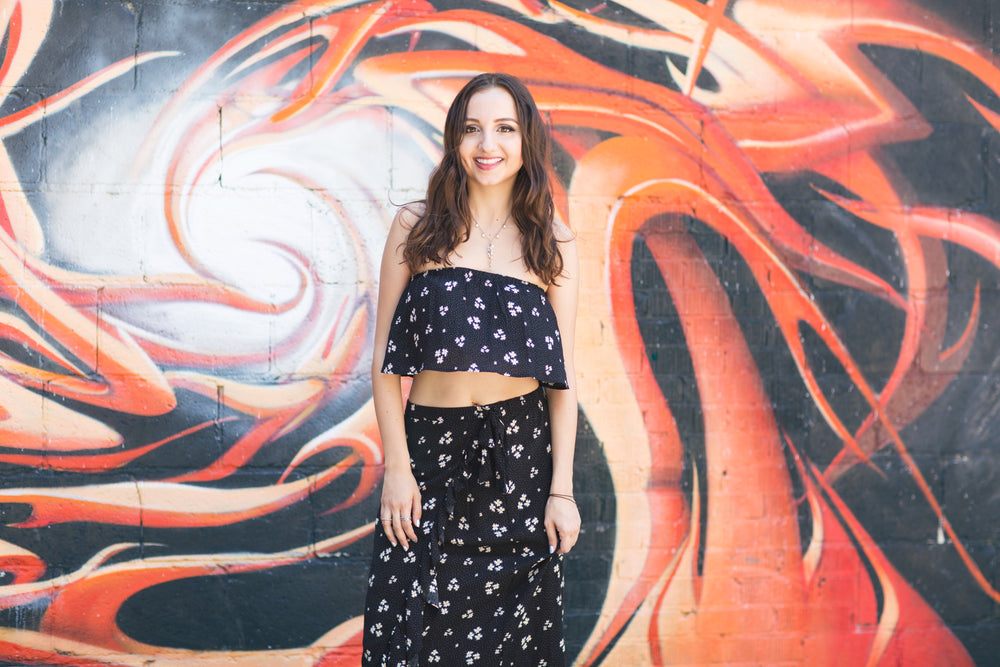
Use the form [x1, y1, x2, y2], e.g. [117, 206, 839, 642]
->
[547, 221, 578, 328]
[553, 221, 578, 282]
[383, 202, 425, 268]
[395, 201, 426, 232]
[552, 219, 575, 244]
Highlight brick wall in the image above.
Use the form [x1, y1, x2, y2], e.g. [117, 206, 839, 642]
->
[0, 1, 996, 664]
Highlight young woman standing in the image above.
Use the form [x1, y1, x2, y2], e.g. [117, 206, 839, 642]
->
[363, 72, 579, 666]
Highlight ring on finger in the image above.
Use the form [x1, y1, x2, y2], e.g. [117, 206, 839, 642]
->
[400, 517, 411, 522]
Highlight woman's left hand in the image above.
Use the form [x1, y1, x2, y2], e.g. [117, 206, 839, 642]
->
[544, 494, 581, 555]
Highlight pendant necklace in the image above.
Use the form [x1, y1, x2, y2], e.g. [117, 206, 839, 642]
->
[472, 213, 510, 267]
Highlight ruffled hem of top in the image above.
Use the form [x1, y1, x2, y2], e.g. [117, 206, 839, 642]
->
[381, 362, 569, 390]
[381, 266, 569, 389]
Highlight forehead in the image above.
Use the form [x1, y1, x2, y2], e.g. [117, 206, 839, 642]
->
[464, 86, 519, 120]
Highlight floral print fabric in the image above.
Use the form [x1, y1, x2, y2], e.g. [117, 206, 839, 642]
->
[362, 387, 566, 666]
[380, 267, 568, 389]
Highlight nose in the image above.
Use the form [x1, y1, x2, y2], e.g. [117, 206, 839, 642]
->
[479, 130, 496, 151]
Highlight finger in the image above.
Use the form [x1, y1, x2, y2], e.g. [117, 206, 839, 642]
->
[392, 514, 410, 550]
[402, 492, 420, 542]
[544, 518, 558, 555]
[411, 493, 422, 529]
[379, 516, 397, 547]
[379, 502, 397, 546]
[402, 516, 418, 543]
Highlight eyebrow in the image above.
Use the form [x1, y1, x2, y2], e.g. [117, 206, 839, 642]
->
[465, 117, 519, 123]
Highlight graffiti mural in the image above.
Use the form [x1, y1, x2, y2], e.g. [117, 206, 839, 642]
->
[0, 0, 996, 664]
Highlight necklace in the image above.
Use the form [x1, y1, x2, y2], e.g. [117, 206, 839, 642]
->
[472, 213, 510, 267]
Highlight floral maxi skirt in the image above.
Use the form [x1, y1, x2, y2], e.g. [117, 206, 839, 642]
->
[362, 386, 565, 667]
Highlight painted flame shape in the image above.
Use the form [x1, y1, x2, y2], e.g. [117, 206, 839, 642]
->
[0, 0, 996, 664]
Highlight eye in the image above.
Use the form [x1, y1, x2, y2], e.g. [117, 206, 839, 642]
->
[498, 125, 516, 133]
[464, 124, 479, 134]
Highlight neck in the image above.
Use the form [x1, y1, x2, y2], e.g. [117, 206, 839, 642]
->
[467, 185, 514, 227]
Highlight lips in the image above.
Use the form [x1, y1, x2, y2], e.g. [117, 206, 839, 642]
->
[474, 157, 503, 168]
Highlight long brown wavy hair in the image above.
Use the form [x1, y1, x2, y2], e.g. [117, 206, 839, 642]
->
[402, 72, 564, 285]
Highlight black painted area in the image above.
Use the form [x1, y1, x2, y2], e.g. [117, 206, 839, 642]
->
[563, 410, 615, 662]
[0, 0, 997, 664]
[118, 560, 368, 651]
[847, 17, 1000, 664]
[630, 231, 707, 572]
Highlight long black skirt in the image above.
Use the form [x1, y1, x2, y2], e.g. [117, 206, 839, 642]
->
[362, 385, 565, 666]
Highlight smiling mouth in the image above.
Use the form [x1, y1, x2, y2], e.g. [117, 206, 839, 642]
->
[474, 157, 503, 167]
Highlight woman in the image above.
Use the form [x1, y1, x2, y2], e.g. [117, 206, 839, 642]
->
[362, 72, 580, 666]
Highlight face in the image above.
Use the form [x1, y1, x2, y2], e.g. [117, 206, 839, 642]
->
[458, 86, 524, 192]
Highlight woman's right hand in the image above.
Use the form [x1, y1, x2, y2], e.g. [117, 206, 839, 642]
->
[379, 465, 422, 549]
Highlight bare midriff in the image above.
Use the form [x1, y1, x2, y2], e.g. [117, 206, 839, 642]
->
[407, 370, 540, 408]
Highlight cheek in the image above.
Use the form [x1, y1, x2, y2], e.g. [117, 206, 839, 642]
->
[458, 134, 475, 152]
[510, 140, 524, 164]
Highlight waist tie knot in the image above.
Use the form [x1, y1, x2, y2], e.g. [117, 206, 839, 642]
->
[408, 402, 510, 665]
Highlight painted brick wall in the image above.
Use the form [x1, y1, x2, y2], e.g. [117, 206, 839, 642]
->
[0, 0, 996, 665]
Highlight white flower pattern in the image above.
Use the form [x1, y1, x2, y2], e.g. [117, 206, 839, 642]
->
[362, 386, 563, 666]
[364, 266, 567, 666]
[381, 267, 567, 389]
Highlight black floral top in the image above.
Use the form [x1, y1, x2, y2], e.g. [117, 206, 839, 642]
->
[381, 266, 568, 389]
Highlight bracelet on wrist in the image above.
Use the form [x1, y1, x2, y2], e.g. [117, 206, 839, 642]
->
[549, 493, 576, 505]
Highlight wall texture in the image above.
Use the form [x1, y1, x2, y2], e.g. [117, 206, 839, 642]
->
[0, 0, 997, 664]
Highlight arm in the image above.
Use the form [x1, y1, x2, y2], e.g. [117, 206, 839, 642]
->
[544, 229, 581, 554]
[371, 205, 422, 549]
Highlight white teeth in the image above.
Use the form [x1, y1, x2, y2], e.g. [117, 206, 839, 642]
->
[476, 157, 502, 165]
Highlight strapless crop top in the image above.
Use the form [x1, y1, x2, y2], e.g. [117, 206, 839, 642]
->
[381, 266, 568, 389]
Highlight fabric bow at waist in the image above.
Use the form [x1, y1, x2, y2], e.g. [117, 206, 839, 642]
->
[405, 403, 510, 665]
